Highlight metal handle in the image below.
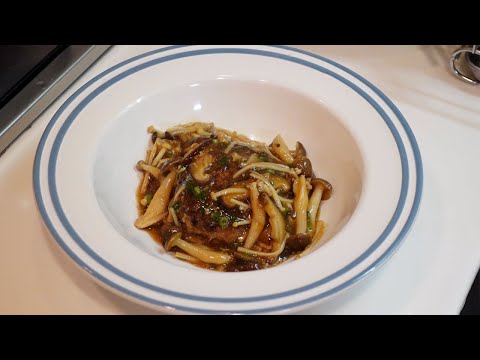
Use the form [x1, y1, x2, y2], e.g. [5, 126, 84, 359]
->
[449, 45, 480, 85]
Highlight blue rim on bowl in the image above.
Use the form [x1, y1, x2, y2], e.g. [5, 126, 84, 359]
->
[34, 45, 423, 314]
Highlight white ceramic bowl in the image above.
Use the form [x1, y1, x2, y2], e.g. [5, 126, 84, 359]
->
[34, 45, 423, 314]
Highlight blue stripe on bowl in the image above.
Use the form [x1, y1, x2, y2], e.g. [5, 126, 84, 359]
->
[50, 48, 408, 300]
[34, 46, 423, 314]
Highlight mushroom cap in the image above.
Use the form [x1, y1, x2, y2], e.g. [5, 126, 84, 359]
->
[164, 131, 175, 140]
[295, 141, 307, 157]
[311, 178, 333, 200]
[182, 136, 211, 150]
[160, 157, 182, 174]
[181, 138, 212, 166]
[286, 233, 312, 251]
[190, 153, 214, 183]
[291, 155, 313, 178]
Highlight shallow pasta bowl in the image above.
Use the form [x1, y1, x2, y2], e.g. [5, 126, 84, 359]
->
[34, 45, 423, 314]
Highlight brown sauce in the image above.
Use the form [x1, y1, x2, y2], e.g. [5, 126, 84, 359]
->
[135, 125, 330, 272]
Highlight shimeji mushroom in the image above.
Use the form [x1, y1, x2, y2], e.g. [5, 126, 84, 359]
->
[293, 175, 309, 234]
[287, 177, 333, 252]
[233, 162, 297, 179]
[160, 157, 182, 174]
[286, 140, 313, 178]
[271, 135, 294, 164]
[307, 177, 333, 234]
[181, 138, 212, 166]
[291, 154, 313, 178]
[295, 141, 307, 157]
[259, 192, 286, 250]
[136, 160, 161, 179]
[286, 233, 312, 251]
[243, 183, 266, 249]
[222, 189, 249, 208]
[297, 178, 333, 257]
[265, 173, 291, 193]
[190, 153, 214, 183]
[135, 170, 177, 229]
[165, 233, 231, 264]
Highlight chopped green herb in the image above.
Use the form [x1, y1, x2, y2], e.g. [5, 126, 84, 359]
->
[282, 208, 290, 217]
[173, 202, 180, 211]
[145, 193, 153, 205]
[212, 138, 219, 144]
[193, 186, 206, 200]
[307, 212, 313, 231]
[218, 216, 230, 228]
[258, 152, 269, 161]
[211, 210, 221, 221]
[166, 150, 174, 157]
[185, 179, 195, 193]
[199, 206, 206, 214]
[219, 155, 229, 167]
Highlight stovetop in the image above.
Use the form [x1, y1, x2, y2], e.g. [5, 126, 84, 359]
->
[0, 45, 64, 107]
[0, 45, 111, 156]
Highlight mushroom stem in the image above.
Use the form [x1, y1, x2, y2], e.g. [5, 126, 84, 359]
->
[233, 162, 297, 179]
[137, 161, 162, 179]
[237, 233, 288, 258]
[259, 193, 286, 249]
[211, 188, 247, 201]
[166, 233, 231, 264]
[139, 144, 158, 195]
[244, 183, 266, 248]
[298, 220, 327, 258]
[135, 169, 177, 228]
[307, 187, 323, 235]
[250, 172, 285, 212]
[293, 175, 308, 234]
[151, 147, 167, 167]
[265, 173, 291, 193]
[271, 135, 294, 164]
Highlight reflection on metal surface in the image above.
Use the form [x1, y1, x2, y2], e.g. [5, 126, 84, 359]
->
[449, 45, 480, 85]
[0, 45, 112, 156]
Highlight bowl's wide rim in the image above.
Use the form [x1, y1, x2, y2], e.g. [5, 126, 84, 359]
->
[33, 45, 423, 314]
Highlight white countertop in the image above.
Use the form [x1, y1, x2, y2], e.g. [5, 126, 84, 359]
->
[1, 45, 478, 315]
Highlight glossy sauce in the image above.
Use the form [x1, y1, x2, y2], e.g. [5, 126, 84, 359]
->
[136, 133, 324, 272]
